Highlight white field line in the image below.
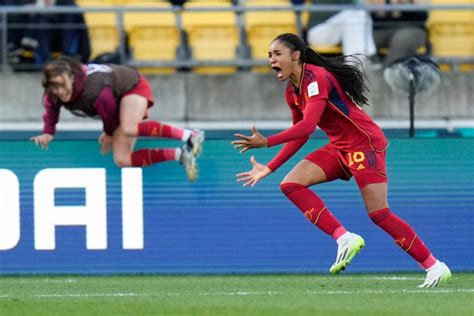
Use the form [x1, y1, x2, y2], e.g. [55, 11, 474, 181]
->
[24, 278, 77, 283]
[36, 293, 143, 298]
[0, 289, 473, 299]
[372, 276, 423, 280]
[0, 276, 424, 285]
[0, 278, 78, 284]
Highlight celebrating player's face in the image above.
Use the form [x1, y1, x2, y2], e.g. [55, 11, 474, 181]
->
[48, 73, 74, 102]
[268, 40, 296, 81]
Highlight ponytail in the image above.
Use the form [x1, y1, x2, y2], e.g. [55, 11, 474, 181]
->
[273, 33, 370, 106]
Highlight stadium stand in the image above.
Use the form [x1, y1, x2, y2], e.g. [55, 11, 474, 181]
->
[2, 1, 472, 73]
[427, 0, 474, 72]
[186, 0, 232, 2]
[182, 2, 239, 74]
[78, 1, 120, 60]
[123, 0, 168, 3]
[124, 2, 180, 74]
[75, 0, 116, 6]
[244, 1, 298, 72]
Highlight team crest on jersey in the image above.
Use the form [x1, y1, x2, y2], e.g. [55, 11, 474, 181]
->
[307, 81, 319, 97]
[87, 64, 113, 75]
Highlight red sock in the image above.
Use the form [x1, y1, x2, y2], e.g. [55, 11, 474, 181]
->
[280, 183, 347, 240]
[131, 148, 177, 167]
[138, 121, 185, 140]
[369, 208, 436, 269]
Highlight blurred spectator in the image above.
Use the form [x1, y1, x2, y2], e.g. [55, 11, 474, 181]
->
[0, 0, 37, 65]
[306, 0, 376, 63]
[369, 0, 428, 68]
[169, 0, 185, 6]
[0, 0, 4, 65]
[34, 0, 90, 65]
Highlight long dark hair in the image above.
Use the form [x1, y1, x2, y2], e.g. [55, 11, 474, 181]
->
[273, 33, 370, 106]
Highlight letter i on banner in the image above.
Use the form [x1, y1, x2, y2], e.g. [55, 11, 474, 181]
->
[121, 168, 144, 249]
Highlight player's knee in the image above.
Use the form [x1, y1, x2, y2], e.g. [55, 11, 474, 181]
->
[114, 155, 132, 168]
[368, 208, 391, 225]
[280, 182, 305, 196]
[118, 125, 138, 137]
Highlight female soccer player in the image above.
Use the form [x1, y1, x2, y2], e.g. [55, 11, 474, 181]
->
[232, 33, 451, 287]
[31, 56, 204, 181]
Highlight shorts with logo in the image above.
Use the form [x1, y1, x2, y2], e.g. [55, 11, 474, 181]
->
[305, 143, 388, 189]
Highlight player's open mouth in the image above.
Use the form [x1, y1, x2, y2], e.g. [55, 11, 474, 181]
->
[272, 66, 283, 79]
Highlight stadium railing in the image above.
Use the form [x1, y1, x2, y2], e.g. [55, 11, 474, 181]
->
[0, 3, 472, 73]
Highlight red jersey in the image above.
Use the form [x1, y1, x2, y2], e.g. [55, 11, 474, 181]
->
[267, 63, 388, 171]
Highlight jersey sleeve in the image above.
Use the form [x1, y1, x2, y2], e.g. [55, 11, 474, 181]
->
[267, 74, 330, 147]
[41, 95, 61, 135]
[94, 86, 119, 136]
[266, 136, 309, 172]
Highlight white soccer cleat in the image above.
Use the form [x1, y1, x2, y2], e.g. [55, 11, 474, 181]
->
[180, 145, 198, 182]
[329, 232, 365, 274]
[418, 260, 452, 288]
[187, 129, 205, 157]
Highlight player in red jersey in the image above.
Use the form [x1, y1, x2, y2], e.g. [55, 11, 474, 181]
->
[233, 33, 451, 287]
[31, 56, 204, 181]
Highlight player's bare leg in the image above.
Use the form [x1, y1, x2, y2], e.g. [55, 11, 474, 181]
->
[112, 95, 198, 181]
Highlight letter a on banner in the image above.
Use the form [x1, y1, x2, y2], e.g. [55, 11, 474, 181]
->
[34, 168, 107, 250]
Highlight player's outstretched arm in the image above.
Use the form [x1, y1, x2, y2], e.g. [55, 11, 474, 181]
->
[236, 155, 271, 187]
[30, 133, 54, 150]
[232, 126, 268, 153]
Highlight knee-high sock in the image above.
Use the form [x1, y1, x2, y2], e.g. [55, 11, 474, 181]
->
[138, 121, 191, 141]
[280, 182, 347, 240]
[131, 148, 178, 167]
[369, 208, 436, 269]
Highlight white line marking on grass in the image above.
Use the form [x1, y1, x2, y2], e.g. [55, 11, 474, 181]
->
[306, 289, 474, 295]
[0, 293, 145, 299]
[36, 278, 77, 283]
[1, 278, 78, 284]
[189, 289, 474, 296]
[1, 289, 473, 299]
[198, 291, 281, 296]
[160, 289, 474, 296]
[248, 276, 426, 281]
[36, 293, 144, 298]
[372, 276, 424, 280]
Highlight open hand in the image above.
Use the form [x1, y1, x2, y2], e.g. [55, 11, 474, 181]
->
[99, 132, 113, 155]
[232, 126, 268, 153]
[236, 155, 271, 187]
[30, 133, 53, 150]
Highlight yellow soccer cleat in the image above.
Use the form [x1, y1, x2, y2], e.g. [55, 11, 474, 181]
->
[330, 232, 365, 274]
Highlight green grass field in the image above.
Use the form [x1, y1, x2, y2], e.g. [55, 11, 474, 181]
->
[1, 273, 473, 315]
